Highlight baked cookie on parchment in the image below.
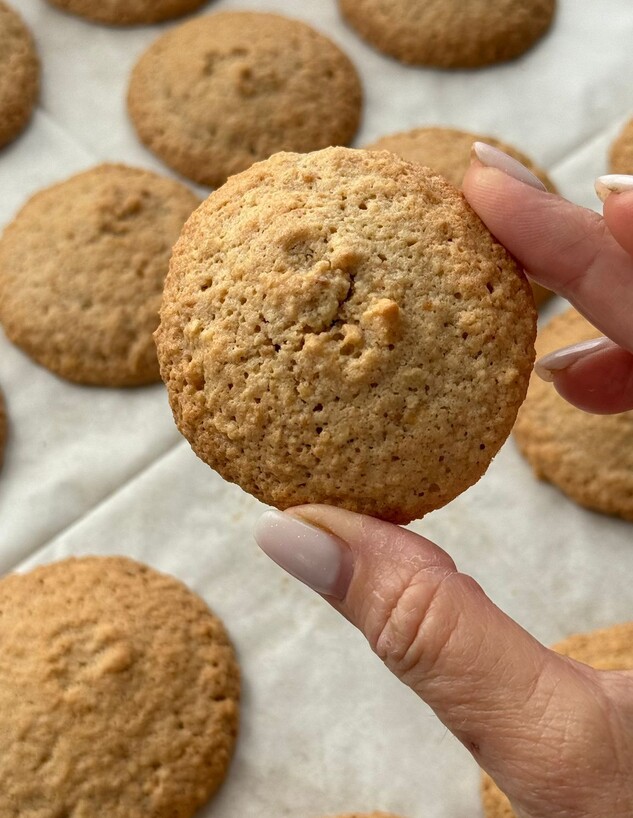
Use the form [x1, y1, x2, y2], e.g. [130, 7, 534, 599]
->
[338, 0, 556, 68]
[128, 11, 362, 187]
[156, 147, 536, 523]
[45, 0, 207, 26]
[609, 116, 633, 175]
[0, 1, 39, 149]
[0, 556, 240, 818]
[0, 164, 199, 386]
[514, 308, 633, 521]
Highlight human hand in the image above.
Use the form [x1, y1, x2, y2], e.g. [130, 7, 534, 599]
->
[254, 157, 633, 818]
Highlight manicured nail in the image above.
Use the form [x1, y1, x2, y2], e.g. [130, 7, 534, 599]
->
[472, 142, 547, 192]
[254, 509, 353, 599]
[535, 336, 615, 382]
[595, 174, 633, 203]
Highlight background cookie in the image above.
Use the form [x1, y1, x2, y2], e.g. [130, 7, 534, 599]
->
[365, 127, 556, 306]
[338, 0, 556, 68]
[0, 1, 39, 149]
[0, 164, 199, 386]
[128, 12, 362, 187]
[46, 0, 207, 25]
[609, 116, 633, 174]
[481, 621, 633, 817]
[0, 556, 240, 818]
[0, 387, 6, 471]
[156, 147, 536, 523]
[514, 308, 633, 520]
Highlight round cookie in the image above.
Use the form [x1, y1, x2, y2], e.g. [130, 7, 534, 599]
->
[481, 621, 633, 817]
[0, 1, 39, 149]
[46, 0, 206, 25]
[338, 0, 556, 68]
[0, 387, 6, 471]
[0, 556, 240, 818]
[365, 127, 556, 307]
[156, 147, 536, 524]
[609, 116, 633, 175]
[0, 164, 199, 386]
[128, 12, 362, 188]
[514, 308, 633, 520]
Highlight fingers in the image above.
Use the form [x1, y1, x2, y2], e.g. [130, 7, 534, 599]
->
[254, 505, 622, 817]
[598, 179, 633, 257]
[462, 163, 633, 353]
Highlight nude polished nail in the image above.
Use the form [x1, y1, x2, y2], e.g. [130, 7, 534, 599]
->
[535, 336, 615, 382]
[595, 174, 633, 203]
[472, 141, 547, 192]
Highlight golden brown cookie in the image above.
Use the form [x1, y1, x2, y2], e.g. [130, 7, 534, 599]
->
[514, 308, 633, 520]
[0, 1, 39, 149]
[609, 117, 633, 174]
[128, 12, 362, 187]
[339, 0, 555, 68]
[481, 621, 633, 817]
[0, 387, 6, 471]
[46, 0, 206, 25]
[0, 556, 240, 818]
[365, 127, 556, 307]
[156, 147, 536, 523]
[0, 164, 199, 386]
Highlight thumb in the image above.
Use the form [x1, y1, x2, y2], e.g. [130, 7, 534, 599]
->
[255, 505, 622, 818]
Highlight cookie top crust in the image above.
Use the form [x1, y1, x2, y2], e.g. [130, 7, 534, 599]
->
[514, 308, 633, 521]
[0, 0, 39, 148]
[0, 556, 240, 818]
[156, 147, 536, 523]
[0, 164, 199, 386]
[338, 0, 556, 68]
[46, 0, 207, 25]
[609, 116, 633, 175]
[127, 11, 362, 187]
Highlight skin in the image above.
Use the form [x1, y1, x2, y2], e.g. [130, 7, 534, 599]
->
[285, 170, 633, 817]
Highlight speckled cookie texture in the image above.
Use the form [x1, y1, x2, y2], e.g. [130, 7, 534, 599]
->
[0, 164, 199, 386]
[339, 0, 556, 68]
[46, 0, 206, 25]
[156, 147, 537, 524]
[365, 127, 556, 306]
[514, 308, 633, 520]
[481, 621, 633, 818]
[128, 12, 363, 188]
[0, 1, 39, 149]
[0, 556, 240, 818]
[609, 116, 633, 174]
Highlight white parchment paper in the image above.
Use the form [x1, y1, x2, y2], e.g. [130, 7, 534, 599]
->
[2, 2, 633, 816]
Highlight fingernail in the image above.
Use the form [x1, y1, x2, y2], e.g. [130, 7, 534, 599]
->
[595, 174, 633, 203]
[535, 336, 615, 382]
[472, 142, 547, 191]
[254, 509, 353, 599]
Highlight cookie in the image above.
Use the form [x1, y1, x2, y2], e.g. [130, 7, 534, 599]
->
[338, 0, 556, 68]
[609, 116, 633, 175]
[365, 127, 556, 307]
[481, 621, 633, 817]
[128, 12, 362, 187]
[0, 164, 199, 386]
[0, 556, 240, 818]
[514, 308, 633, 520]
[0, 387, 6, 471]
[46, 0, 206, 25]
[156, 147, 536, 523]
[0, 1, 39, 149]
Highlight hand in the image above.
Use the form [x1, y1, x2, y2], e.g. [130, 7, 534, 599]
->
[254, 157, 633, 818]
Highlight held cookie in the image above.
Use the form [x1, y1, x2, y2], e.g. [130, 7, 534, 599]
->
[338, 0, 555, 68]
[481, 621, 633, 817]
[46, 0, 206, 25]
[0, 1, 39, 149]
[365, 127, 555, 306]
[0, 556, 240, 818]
[0, 164, 199, 386]
[609, 116, 633, 175]
[127, 12, 362, 187]
[156, 147, 536, 523]
[514, 308, 633, 520]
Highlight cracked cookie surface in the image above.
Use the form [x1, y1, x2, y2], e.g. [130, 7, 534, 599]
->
[156, 147, 536, 523]
[0, 0, 39, 148]
[0, 556, 240, 818]
[128, 11, 362, 187]
[0, 164, 199, 385]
